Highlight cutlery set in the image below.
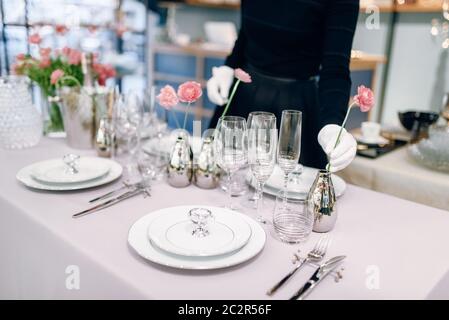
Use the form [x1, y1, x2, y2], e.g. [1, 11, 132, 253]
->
[267, 236, 346, 300]
[73, 182, 151, 218]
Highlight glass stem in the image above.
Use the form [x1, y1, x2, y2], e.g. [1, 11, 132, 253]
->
[256, 180, 264, 219]
[228, 170, 234, 209]
[283, 172, 289, 197]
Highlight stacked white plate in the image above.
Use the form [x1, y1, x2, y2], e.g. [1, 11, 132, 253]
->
[16, 157, 122, 191]
[247, 165, 347, 200]
[128, 205, 266, 270]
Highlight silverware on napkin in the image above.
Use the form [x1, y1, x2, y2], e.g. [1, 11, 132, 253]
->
[73, 187, 151, 218]
[289, 255, 346, 300]
[267, 235, 331, 296]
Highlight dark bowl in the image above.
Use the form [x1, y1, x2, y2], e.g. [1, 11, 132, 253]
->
[398, 111, 440, 131]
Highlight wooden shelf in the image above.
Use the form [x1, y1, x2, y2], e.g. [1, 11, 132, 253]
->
[185, 0, 239, 10]
[395, 2, 443, 12]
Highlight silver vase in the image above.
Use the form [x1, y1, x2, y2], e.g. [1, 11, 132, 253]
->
[167, 132, 193, 188]
[307, 170, 337, 233]
[194, 136, 220, 189]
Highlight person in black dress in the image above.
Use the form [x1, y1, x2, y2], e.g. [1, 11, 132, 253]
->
[207, 0, 359, 171]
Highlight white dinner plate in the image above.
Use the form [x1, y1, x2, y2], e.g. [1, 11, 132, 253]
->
[247, 165, 346, 200]
[148, 207, 252, 257]
[30, 157, 110, 184]
[353, 133, 389, 145]
[17, 159, 122, 191]
[128, 205, 266, 270]
[142, 135, 203, 158]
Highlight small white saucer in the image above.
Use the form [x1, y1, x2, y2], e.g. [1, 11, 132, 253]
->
[354, 133, 389, 145]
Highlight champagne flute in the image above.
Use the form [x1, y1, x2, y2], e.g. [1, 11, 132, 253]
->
[277, 110, 302, 200]
[214, 116, 248, 210]
[247, 112, 277, 222]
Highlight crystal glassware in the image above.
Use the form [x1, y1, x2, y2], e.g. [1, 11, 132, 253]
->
[277, 110, 302, 200]
[0, 76, 42, 149]
[214, 116, 248, 210]
[247, 111, 277, 222]
[189, 208, 214, 237]
[273, 195, 313, 244]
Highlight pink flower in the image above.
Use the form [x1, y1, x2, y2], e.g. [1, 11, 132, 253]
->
[28, 33, 41, 45]
[67, 49, 82, 65]
[55, 24, 68, 35]
[234, 68, 252, 83]
[39, 47, 51, 57]
[11, 63, 22, 75]
[353, 85, 374, 112]
[50, 69, 64, 85]
[157, 85, 179, 109]
[39, 57, 51, 68]
[61, 47, 71, 56]
[16, 53, 26, 61]
[93, 63, 116, 86]
[177, 81, 202, 103]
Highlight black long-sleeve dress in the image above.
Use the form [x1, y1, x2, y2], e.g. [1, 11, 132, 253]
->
[209, 0, 359, 169]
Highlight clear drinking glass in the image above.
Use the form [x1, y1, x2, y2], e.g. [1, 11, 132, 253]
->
[247, 111, 277, 222]
[214, 116, 248, 210]
[277, 110, 302, 200]
[273, 196, 313, 244]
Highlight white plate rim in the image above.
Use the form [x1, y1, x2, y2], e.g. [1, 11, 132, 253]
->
[16, 158, 123, 191]
[128, 205, 266, 270]
[147, 208, 252, 257]
[30, 157, 110, 184]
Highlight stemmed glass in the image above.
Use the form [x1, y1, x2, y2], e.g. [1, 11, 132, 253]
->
[277, 110, 302, 200]
[214, 116, 248, 210]
[247, 112, 277, 222]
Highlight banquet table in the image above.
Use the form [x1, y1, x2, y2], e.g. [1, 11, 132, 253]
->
[338, 147, 449, 212]
[1, 138, 449, 300]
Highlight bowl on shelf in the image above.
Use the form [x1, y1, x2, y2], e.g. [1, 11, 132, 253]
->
[398, 111, 440, 131]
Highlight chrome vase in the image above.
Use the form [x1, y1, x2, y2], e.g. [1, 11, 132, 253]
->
[167, 132, 193, 188]
[307, 170, 337, 233]
[194, 136, 220, 189]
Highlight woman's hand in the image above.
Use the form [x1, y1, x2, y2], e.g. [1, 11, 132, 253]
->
[318, 124, 357, 172]
[206, 66, 235, 105]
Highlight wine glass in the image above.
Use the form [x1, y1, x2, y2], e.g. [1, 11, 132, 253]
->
[247, 111, 277, 222]
[214, 116, 248, 210]
[277, 110, 302, 200]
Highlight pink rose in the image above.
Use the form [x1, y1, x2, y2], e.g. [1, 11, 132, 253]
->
[93, 63, 116, 86]
[50, 69, 64, 85]
[55, 24, 68, 35]
[177, 81, 202, 103]
[61, 47, 71, 56]
[157, 85, 179, 109]
[16, 53, 26, 61]
[353, 85, 374, 112]
[67, 49, 82, 65]
[28, 33, 41, 45]
[11, 63, 22, 75]
[234, 68, 252, 83]
[39, 47, 51, 57]
[39, 57, 51, 68]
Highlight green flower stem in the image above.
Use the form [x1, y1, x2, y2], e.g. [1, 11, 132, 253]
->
[56, 75, 82, 88]
[183, 102, 191, 130]
[326, 102, 355, 171]
[221, 79, 241, 118]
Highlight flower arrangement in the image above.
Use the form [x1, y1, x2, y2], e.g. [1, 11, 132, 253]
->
[12, 35, 116, 132]
[326, 85, 375, 170]
[221, 68, 252, 117]
[156, 81, 202, 131]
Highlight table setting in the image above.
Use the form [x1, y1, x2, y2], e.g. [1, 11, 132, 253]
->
[2, 68, 449, 300]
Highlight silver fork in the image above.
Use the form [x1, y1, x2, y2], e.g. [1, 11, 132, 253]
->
[266, 235, 331, 296]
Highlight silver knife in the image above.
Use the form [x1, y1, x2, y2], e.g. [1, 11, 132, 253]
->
[289, 255, 346, 300]
[88, 181, 146, 203]
[73, 188, 150, 218]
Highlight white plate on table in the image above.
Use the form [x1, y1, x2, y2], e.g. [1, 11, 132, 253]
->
[16, 158, 122, 191]
[142, 135, 203, 158]
[30, 157, 110, 184]
[148, 207, 252, 257]
[353, 132, 389, 146]
[128, 205, 266, 270]
[247, 165, 346, 200]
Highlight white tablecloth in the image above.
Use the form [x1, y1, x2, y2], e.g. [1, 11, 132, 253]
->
[338, 147, 449, 211]
[1, 138, 449, 299]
